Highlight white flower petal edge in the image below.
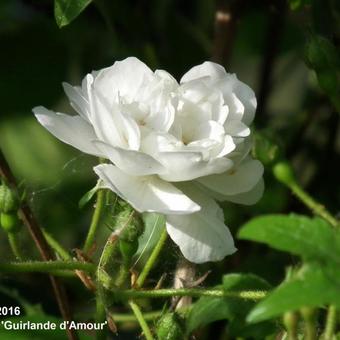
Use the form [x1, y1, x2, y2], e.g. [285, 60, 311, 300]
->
[33, 106, 103, 157]
[166, 183, 236, 263]
[198, 178, 265, 206]
[197, 158, 264, 196]
[94, 164, 201, 215]
[92, 140, 166, 176]
[181, 61, 257, 125]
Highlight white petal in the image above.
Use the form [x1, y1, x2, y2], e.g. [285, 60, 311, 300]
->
[166, 183, 236, 263]
[221, 178, 264, 205]
[33, 106, 103, 156]
[94, 164, 200, 214]
[94, 57, 153, 104]
[199, 178, 264, 205]
[62, 82, 90, 121]
[180, 61, 227, 84]
[93, 141, 165, 176]
[198, 158, 264, 196]
[91, 91, 141, 150]
[158, 151, 233, 182]
[225, 119, 250, 137]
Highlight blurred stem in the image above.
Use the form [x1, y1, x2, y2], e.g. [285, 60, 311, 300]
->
[83, 188, 105, 253]
[290, 182, 338, 228]
[8, 232, 24, 260]
[135, 227, 168, 288]
[0, 261, 95, 274]
[42, 229, 71, 260]
[301, 307, 317, 340]
[112, 288, 267, 300]
[323, 305, 337, 340]
[129, 301, 154, 340]
[95, 288, 107, 340]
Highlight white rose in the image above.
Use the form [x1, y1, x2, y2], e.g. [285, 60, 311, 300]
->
[33, 57, 263, 263]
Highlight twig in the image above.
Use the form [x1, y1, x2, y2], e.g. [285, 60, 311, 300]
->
[323, 305, 337, 340]
[0, 148, 78, 340]
[211, 0, 242, 66]
[129, 301, 154, 340]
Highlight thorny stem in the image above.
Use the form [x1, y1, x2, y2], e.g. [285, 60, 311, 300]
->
[113, 288, 267, 300]
[0, 261, 96, 274]
[323, 305, 337, 340]
[0, 148, 77, 340]
[83, 188, 105, 253]
[129, 301, 154, 340]
[8, 232, 24, 260]
[135, 227, 168, 288]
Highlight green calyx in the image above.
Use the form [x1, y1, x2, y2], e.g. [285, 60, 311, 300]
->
[156, 312, 185, 340]
[119, 239, 139, 262]
[0, 184, 19, 213]
[1, 212, 21, 233]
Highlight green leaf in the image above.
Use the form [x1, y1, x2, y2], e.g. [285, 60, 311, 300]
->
[78, 182, 100, 209]
[187, 274, 274, 338]
[54, 0, 93, 28]
[247, 263, 340, 323]
[134, 213, 165, 261]
[238, 214, 340, 270]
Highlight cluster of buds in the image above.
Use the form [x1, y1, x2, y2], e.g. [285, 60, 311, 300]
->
[0, 183, 20, 233]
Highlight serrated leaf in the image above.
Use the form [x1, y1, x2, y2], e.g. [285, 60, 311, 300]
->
[187, 274, 274, 338]
[238, 214, 340, 270]
[247, 263, 340, 323]
[54, 0, 93, 28]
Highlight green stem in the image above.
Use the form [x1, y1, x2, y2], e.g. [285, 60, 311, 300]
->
[83, 189, 105, 253]
[0, 261, 95, 274]
[290, 183, 338, 228]
[42, 229, 71, 260]
[111, 288, 267, 300]
[115, 262, 130, 287]
[136, 227, 168, 288]
[323, 305, 337, 340]
[95, 288, 107, 340]
[301, 307, 317, 340]
[111, 310, 162, 323]
[8, 233, 24, 260]
[129, 301, 154, 340]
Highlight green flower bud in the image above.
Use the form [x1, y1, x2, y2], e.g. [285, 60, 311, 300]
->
[272, 161, 296, 186]
[1, 213, 21, 233]
[156, 313, 185, 340]
[119, 239, 139, 262]
[0, 185, 19, 213]
[252, 131, 281, 166]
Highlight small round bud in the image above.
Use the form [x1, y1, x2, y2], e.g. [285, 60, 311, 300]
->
[272, 161, 296, 186]
[118, 209, 144, 244]
[0, 185, 19, 213]
[1, 213, 21, 233]
[156, 313, 185, 340]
